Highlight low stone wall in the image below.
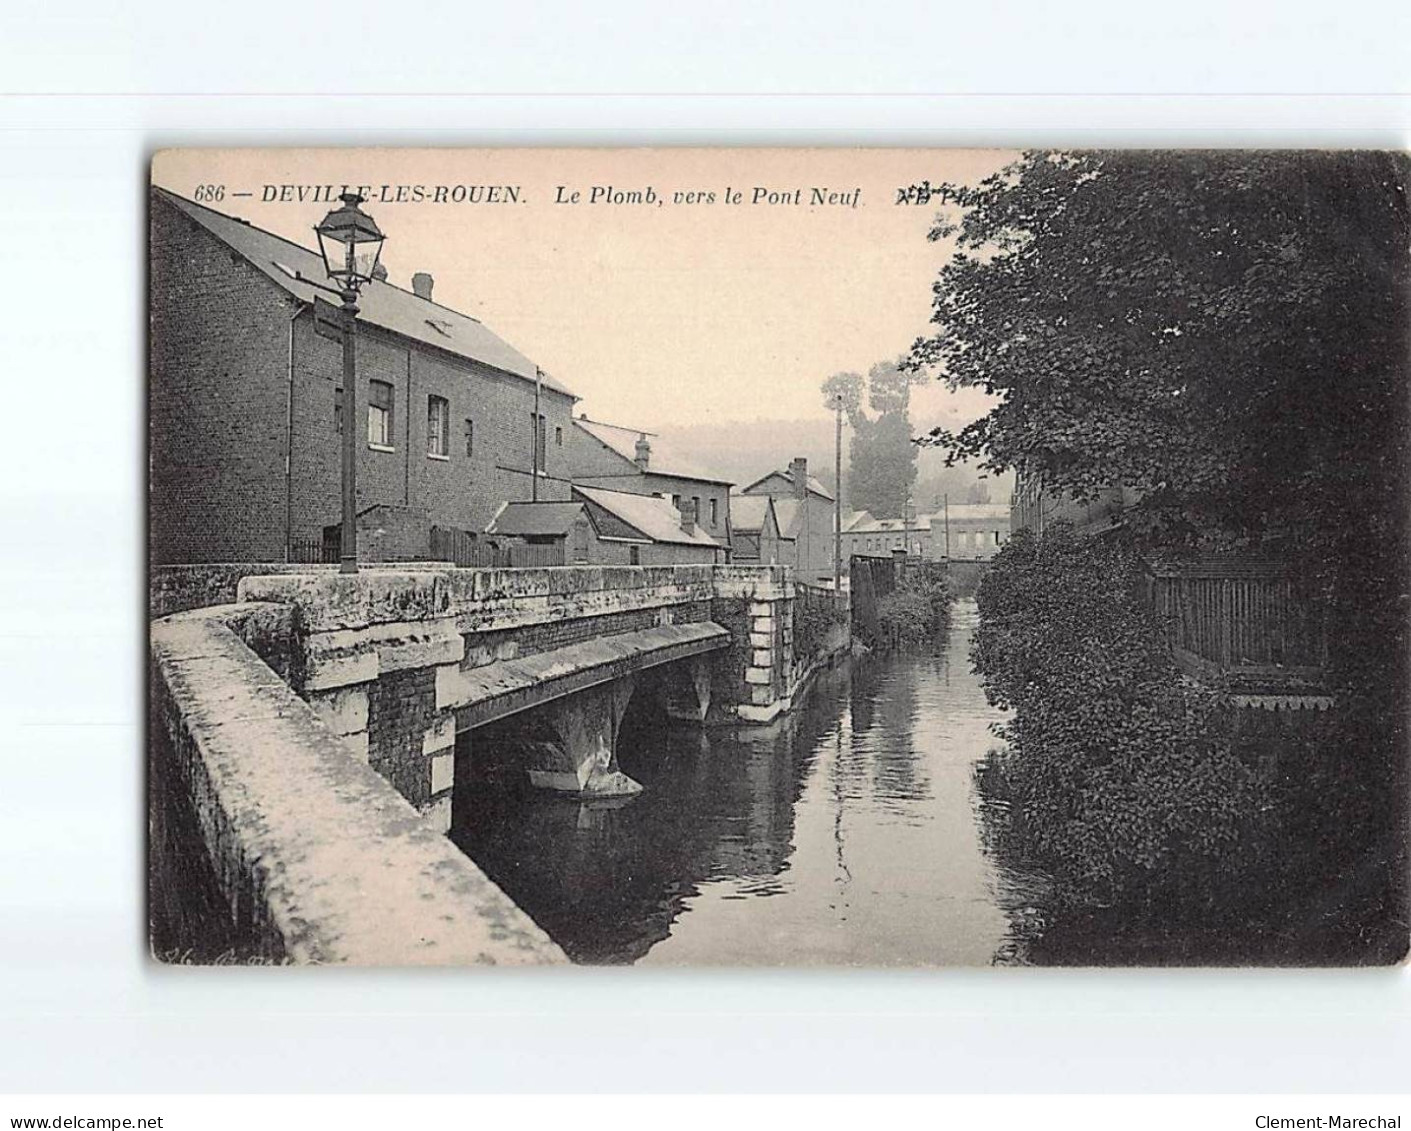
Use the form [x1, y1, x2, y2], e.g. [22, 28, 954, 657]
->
[148, 602, 566, 965]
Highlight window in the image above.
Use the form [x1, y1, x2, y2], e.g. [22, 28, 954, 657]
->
[994, 530, 1001, 545]
[464, 418, 474, 458]
[709, 498, 718, 526]
[334, 387, 343, 434]
[692, 496, 701, 521]
[629, 546, 641, 566]
[555, 426, 563, 447]
[427, 395, 449, 458]
[368, 380, 394, 448]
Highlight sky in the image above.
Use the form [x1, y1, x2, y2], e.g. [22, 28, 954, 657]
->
[152, 148, 1015, 435]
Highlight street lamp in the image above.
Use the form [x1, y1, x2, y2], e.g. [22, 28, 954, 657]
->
[315, 193, 386, 574]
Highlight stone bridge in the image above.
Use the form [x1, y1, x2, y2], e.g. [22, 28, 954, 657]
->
[234, 565, 811, 829]
[149, 563, 846, 962]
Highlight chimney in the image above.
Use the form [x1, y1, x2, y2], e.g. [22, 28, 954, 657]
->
[634, 435, 651, 470]
[678, 496, 698, 533]
[411, 272, 434, 300]
[371, 262, 388, 282]
[789, 456, 809, 500]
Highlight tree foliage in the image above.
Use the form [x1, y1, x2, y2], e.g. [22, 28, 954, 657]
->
[822, 359, 926, 518]
[910, 150, 1410, 546]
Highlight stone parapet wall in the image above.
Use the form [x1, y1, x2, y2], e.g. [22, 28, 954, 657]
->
[150, 561, 455, 620]
[148, 602, 566, 965]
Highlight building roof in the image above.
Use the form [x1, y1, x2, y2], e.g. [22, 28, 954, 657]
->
[845, 513, 935, 535]
[485, 502, 586, 538]
[728, 495, 775, 534]
[571, 417, 732, 485]
[843, 504, 1011, 536]
[573, 486, 722, 548]
[839, 510, 874, 533]
[742, 467, 835, 502]
[153, 186, 575, 399]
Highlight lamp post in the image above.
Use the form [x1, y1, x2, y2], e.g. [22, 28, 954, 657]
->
[315, 193, 386, 575]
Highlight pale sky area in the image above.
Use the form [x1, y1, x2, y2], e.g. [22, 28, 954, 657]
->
[152, 148, 1015, 434]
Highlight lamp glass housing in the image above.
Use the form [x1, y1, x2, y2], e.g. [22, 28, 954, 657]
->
[315, 193, 385, 291]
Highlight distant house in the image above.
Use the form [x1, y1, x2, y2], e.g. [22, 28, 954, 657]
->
[942, 503, 1012, 560]
[741, 458, 836, 583]
[566, 415, 733, 544]
[572, 485, 726, 565]
[729, 495, 789, 564]
[486, 488, 726, 565]
[484, 501, 594, 565]
[149, 186, 576, 565]
[841, 503, 1011, 562]
[840, 513, 933, 560]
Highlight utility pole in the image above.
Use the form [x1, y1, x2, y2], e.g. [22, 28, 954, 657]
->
[944, 492, 951, 560]
[532, 365, 543, 502]
[833, 393, 843, 593]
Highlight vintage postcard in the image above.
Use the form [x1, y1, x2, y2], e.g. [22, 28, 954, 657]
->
[147, 148, 1409, 967]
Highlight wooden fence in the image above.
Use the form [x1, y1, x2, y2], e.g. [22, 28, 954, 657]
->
[1146, 557, 1328, 692]
[849, 555, 896, 650]
[503, 541, 566, 568]
[429, 525, 508, 568]
[288, 535, 339, 564]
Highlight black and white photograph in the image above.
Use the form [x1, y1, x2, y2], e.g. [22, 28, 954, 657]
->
[146, 147, 1410, 969]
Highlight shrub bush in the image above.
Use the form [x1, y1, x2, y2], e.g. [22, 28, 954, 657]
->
[876, 568, 953, 650]
[973, 524, 1271, 909]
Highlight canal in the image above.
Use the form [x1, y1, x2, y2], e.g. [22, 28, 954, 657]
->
[451, 598, 1051, 966]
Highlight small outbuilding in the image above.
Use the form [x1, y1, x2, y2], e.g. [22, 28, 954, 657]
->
[728, 494, 788, 564]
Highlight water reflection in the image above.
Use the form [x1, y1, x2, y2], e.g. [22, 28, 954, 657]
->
[452, 599, 1403, 966]
[452, 601, 1021, 965]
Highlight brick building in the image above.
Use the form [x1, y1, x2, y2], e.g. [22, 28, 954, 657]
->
[565, 416, 734, 545]
[741, 458, 836, 583]
[149, 187, 576, 564]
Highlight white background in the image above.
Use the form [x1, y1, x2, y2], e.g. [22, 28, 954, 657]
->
[1, 0, 1409, 1096]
